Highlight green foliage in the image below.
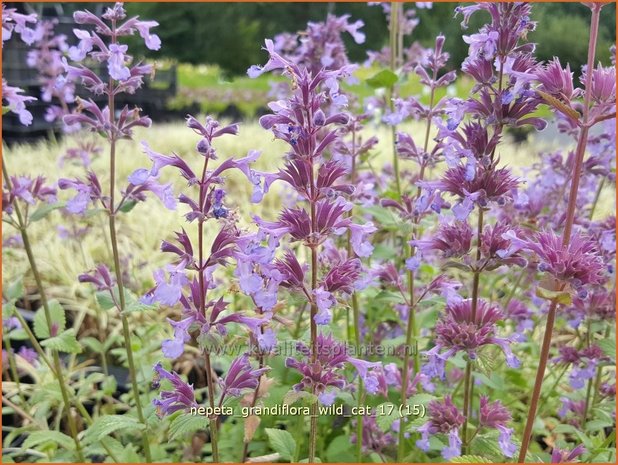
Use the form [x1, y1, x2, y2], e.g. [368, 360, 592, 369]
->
[126, 2, 615, 76]
[40, 329, 82, 354]
[265, 428, 297, 462]
[22, 430, 75, 451]
[84, 415, 145, 444]
[33, 300, 66, 339]
[366, 69, 398, 89]
[325, 435, 355, 462]
[450, 455, 492, 463]
[168, 414, 210, 441]
[29, 202, 63, 222]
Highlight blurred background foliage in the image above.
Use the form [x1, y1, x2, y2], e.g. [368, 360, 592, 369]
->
[117, 2, 616, 76]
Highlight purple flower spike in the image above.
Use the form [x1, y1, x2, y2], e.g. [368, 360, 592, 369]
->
[219, 354, 269, 400]
[152, 362, 198, 417]
[416, 396, 465, 459]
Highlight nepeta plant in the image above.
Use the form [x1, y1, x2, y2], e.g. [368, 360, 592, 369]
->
[3, 1, 615, 463]
[26, 19, 76, 130]
[57, 3, 163, 460]
[142, 115, 271, 462]
[249, 41, 381, 461]
[518, 3, 615, 460]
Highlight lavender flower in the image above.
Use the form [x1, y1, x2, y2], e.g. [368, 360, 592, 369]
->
[219, 354, 269, 400]
[285, 333, 381, 403]
[2, 79, 37, 126]
[416, 396, 465, 460]
[479, 396, 517, 457]
[152, 362, 198, 417]
[424, 299, 519, 379]
[510, 230, 606, 292]
[551, 444, 586, 463]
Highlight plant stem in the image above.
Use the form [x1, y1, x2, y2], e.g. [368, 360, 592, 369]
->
[389, 1, 401, 197]
[3, 335, 27, 406]
[106, 76, 152, 461]
[2, 159, 85, 461]
[589, 177, 605, 221]
[308, 135, 319, 463]
[518, 5, 600, 461]
[397, 68, 437, 461]
[517, 301, 558, 462]
[345, 125, 365, 463]
[204, 353, 220, 462]
[592, 326, 612, 407]
[462, 208, 484, 454]
[9, 303, 121, 462]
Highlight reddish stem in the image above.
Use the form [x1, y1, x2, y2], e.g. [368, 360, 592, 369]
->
[517, 5, 601, 462]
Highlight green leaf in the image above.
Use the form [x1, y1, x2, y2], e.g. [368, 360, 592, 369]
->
[475, 346, 502, 376]
[96, 290, 117, 310]
[535, 286, 572, 305]
[102, 375, 117, 396]
[450, 455, 492, 463]
[361, 205, 400, 228]
[366, 69, 398, 89]
[585, 419, 613, 432]
[41, 329, 82, 354]
[29, 202, 63, 222]
[168, 414, 210, 440]
[80, 336, 103, 353]
[124, 291, 155, 314]
[84, 415, 144, 444]
[325, 435, 355, 462]
[5, 279, 23, 301]
[33, 300, 66, 339]
[265, 428, 296, 461]
[597, 338, 616, 361]
[22, 430, 75, 450]
[118, 200, 137, 213]
[375, 402, 401, 432]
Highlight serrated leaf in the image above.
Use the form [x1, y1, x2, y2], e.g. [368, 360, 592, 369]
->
[29, 202, 63, 222]
[169, 413, 210, 440]
[22, 430, 75, 450]
[84, 415, 144, 444]
[536, 286, 572, 305]
[33, 300, 66, 339]
[366, 69, 398, 89]
[376, 402, 401, 432]
[124, 292, 155, 314]
[41, 329, 82, 354]
[265, 428, 296, 461]
[450, 455, 492, 463]
[475, 346, 501, 376]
